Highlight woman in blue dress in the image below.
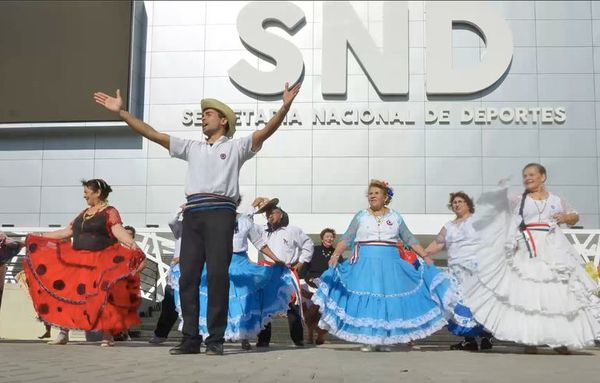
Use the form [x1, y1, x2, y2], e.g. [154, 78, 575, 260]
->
[172, 211, 295, 350]
[313, 179, 458, 351]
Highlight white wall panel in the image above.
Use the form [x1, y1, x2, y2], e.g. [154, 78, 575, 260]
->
[150, 52, 205, 78]
[40, 187, 83, 213]
[313, 130, 368, 157]
[150, 78, 204, 104]
[488, 1, 535, 19]
[258, 131, 312, 157]
[256, 185, 311, 213]
[538, 74, 595, 102]
[312, 185, 365, 213]
[536, 20, 592, 47]
[369, 130, 425, 156]
[257, 158, 312, 185]
[369, 157, 425, 186]
[426, 130, 482, 157]
[0, 187, 41, 213]
[152, 1, 206, 26]
[0, 160, 42, 187]
[109, 186, 148, 213]
[147, 186, 186, 213]
[542, 157, 598, 185]
[313, 157, 368, 185]
[425, 158, 482, 185]
[482, 130, 539, 157]
[151, 26, 205, 51]
[540, 130, 597, 157]
[537, 48, 593, 74]
[94, 159, 148, 186]
[535, 1, 591, 20]
[42, 160, 94, 186]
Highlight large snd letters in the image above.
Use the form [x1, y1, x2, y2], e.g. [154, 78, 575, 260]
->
[230, 1, 514, 97]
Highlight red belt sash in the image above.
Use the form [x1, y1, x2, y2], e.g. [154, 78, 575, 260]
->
[258, 259, 305, 324]
[521, 223, 550, 258]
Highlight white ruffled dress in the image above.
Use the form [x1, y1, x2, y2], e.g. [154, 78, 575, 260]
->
[462, 188, 600, 349]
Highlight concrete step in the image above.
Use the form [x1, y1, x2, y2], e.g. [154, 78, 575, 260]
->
[133, 311, 514, 347]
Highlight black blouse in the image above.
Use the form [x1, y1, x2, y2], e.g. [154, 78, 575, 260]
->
[301, 245, 335, 281]
[71, 207, 120, 251]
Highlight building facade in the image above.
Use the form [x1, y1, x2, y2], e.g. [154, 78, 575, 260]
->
[1, 1, 600, 236]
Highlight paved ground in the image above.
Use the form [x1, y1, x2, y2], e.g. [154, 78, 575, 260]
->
[0, 340, 598, 383]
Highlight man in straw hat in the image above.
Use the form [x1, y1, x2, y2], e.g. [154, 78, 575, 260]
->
[93, 82, 301, 355]
[253, 197, 313, 347]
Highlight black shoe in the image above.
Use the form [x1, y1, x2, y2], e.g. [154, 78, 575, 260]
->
[293, 341, 304, 347]
[480, 337, 493, 350]
[241, 340, 252, 350]
[205, 343, 224, 355]
[169, 339, 201, 355]
[450, 340, 478, 351]
[256, 341, 270, 348]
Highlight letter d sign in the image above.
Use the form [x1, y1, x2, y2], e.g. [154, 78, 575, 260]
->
[426, 1, 514, 95]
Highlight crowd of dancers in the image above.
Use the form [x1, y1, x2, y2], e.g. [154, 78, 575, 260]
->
[6, 83, 600, 355]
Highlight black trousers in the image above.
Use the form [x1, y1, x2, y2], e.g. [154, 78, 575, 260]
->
[179, 209, 235, 346]
[153, 285, 179, 338]
[257, 304, 304, 344]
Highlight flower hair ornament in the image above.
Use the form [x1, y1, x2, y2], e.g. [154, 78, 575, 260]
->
[382, 181, 394, 199]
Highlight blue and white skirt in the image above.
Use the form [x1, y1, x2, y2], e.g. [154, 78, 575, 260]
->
[172, 252, 295, 341]
[446, 263, 487, 337]
[312, 243, 458, 345]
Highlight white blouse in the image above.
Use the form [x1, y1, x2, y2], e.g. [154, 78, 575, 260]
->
[233, 214, 267, 253]
[341, 209, 419, 247]
[435, 216, 479, 266]
[510, 192, 576, 226]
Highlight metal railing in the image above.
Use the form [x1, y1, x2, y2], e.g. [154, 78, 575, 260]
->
[2, 227, 600, 303]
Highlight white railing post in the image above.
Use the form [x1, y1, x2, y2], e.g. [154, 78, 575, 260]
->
[3, 227, 600, 298]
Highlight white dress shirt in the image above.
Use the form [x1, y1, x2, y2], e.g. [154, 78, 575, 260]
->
[264, 225, 314, 265]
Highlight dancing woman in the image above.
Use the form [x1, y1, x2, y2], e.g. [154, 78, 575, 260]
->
[23, 179, 144, 347]
[313, 180, 458, 351]
[462, 163, 600, 353]
[425, 192, 493, 351]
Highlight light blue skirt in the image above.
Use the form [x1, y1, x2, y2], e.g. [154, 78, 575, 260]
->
[172, 252, 295, 341]
[312, 244, 458, 345]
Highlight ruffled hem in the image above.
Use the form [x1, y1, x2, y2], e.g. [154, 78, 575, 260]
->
[315, 301, 448, 345]
[313, 283, 446, 329]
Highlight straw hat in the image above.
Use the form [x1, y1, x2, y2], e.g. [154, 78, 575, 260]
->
[254, 197, 280, 215]
[201, 98, 237, 138]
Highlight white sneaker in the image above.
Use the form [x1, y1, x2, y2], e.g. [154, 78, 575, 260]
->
[47, 331, 69, 345]
[360, 344, 377, 352]
[148, 336, 167, 344]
